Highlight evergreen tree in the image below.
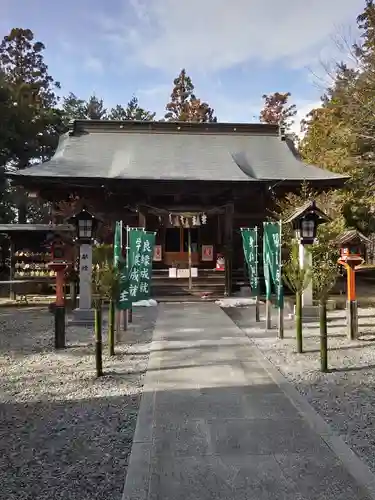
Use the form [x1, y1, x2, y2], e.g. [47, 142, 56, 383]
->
[165, 69, 217, 122]
[108, 96, 156, 121]
[0, 73, 17, 223]
[0, 28, 61, 222]
[61, 92, 107, 126]
[86, 94, 107, 119]
[61, 92, 87, 125]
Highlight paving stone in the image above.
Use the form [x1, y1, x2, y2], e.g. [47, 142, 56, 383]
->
[122, 303, 373, 500]
[275, 451, 372, 500]
[149, 454, 305, 500]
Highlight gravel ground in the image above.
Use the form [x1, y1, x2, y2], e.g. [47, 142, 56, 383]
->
[226, 305, 375, 473]
[0, 306, 157, 500]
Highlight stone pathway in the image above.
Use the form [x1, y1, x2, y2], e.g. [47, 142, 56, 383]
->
[122, 303, 374, 500]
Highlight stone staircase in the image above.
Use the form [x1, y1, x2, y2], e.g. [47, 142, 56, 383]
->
[151, 268, 226, 301]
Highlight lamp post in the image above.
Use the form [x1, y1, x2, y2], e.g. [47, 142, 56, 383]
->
[285, 201, 330, 320]
[298, 211, 318, 310]
[69, 208, 98, 325]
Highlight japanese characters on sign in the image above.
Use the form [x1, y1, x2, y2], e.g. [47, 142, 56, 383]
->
[80, 249, 91, 276]
[79, 243, 93, 310]
[117, 229, 156, 310]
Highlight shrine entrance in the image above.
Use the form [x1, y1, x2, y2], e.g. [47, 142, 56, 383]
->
[164, 227, 199, 266]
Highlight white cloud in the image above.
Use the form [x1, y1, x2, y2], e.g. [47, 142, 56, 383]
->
[84, 56, 104, 74]
[137, 84, 171, 98]
[99, 0, 363, 72]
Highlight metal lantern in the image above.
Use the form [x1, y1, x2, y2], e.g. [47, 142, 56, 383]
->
[284, 200, 330, 246]
[69, 209, 98, 243]
[299, 212, 319, 245]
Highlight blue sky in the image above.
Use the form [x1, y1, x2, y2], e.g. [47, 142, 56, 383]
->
[0, 0, 365, 134]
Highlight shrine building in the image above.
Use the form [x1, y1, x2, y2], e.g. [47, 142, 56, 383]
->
[9, 119, 346, 299]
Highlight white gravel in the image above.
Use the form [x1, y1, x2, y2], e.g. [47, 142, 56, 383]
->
[0, 306, 157, 500]
[226, 306, 375, 473]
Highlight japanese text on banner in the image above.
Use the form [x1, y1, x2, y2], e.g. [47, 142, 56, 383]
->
[241, 228, 258, 292]
[263, 222, 283, 305]
[117, 229, 155, 309]
[137, 232, 155, 301]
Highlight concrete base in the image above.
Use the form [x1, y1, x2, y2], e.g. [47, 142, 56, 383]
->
[293, 304, 320, 323]
[69, 308, 95, 326]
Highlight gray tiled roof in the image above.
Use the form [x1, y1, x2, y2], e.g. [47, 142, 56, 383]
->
[10, 120, 346, 183]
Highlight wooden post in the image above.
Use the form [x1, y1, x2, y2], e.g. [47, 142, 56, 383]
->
[123, 309, 128, 331]
[265, 299, 272, 330]
[278, 304, 284, 338]
[138, 210, 146, 229]
[277, 221, 284, 339]
[278, 285, 284, 340]
[115, 309, 121, 342]
[123, 225, 130, 332]
[94, 306, 103, 377]
[70, 280, 77, 309]
[346, 263, 358, 340]
[9, 239, 15, 300]
[224, 203, 234, 296]
[320, 299, 328, 372]
[188, 227, 192, 290]
[54, 268, 66, 349]
[254, 227, 260, 322]
[296, 291, 303, 353]
[108, 299, 115, 356]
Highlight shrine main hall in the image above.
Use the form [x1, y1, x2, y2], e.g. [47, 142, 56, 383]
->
[9, 119, 345, 298]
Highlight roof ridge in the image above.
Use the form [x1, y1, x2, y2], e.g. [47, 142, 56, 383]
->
[70, 119, 280, 136]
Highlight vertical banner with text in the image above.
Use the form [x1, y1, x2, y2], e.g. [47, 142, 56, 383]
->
[117, 229, 155, 309]
[263, 222, 283, 306]
[113, 220, 122, 268]
[241, 228, 258, 294]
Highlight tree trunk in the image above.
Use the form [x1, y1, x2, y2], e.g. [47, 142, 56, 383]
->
[108, 299, 115, 356]
[319, 299, 328, 372]
[95, 306, 103, 377]
[296, 291, 303, 353]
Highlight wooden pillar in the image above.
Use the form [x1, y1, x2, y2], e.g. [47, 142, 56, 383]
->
[138, 209, 146, 229]
[224, 203, 234, 296]
[9, 238, 15, 300]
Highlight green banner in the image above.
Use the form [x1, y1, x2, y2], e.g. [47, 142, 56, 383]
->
[241, 228, 258, 292]
[118, 228, 143, 310]
[117, 229, 155, 309]
[263, 222, 283, 306]
[113, 220, 122, 267]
